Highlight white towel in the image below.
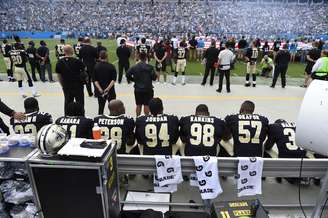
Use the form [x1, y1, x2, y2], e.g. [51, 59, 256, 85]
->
[153, 174, 177, 193]
[155, 155, 183, 187]
[237, 157, 264, 197]
[193, 156, 222, 200]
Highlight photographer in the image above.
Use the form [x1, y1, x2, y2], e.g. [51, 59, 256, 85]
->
[94, 51, 117, 115]
[260, 55, 274, 78]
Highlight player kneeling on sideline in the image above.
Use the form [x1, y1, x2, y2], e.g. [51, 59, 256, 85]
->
[10, 37, 40, 98]
[135, 98, 179, 155]
[260, 55, 273, 78]
[244, 41, 259, 87]
[94, 99, 135, 154]
[264, 119, 310, 185]
[225, 101, 269, 157]
[172, 42, 188, 86]
[179, 104, 227, 156]
[55, 102, 93, 139]
[10, 97, 52, 137]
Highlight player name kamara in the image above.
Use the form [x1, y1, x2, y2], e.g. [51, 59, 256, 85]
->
[146, 116, 167, 122]
[58, 118, 81, 124]
[238, 114, 260, 120]
[190, 116, 214, 123]
[98, 118, 124, 125]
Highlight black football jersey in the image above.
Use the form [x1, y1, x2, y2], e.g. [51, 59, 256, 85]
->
[1, 44, 11, 57]
[179, 115, 226, 156]
[265, 122, 306, 158]
[136, 44, 151, 55]
[55, 116, 93, 139]
[73, 43, 82, 58]
[135, 114, 179, 155]
[246, 48, 258, 63]
[94, 114, 135, 154]
[55, 44, 65, 58]
[225, 114, 269, 157]
[10, 111, 53, 137]
[176, 47, 188, 59]
[9, 49, 28, 68]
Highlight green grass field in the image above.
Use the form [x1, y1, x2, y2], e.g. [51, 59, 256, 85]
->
[0, 39, 306, 78]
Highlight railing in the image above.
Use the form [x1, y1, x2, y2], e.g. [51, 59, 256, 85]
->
[117, 155, 328, 178]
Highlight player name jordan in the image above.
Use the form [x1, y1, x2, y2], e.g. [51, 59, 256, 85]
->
[146, 116, 168, 122]
[190, 116, 214, 123]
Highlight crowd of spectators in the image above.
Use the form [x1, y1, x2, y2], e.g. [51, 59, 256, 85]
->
[0, 0, 327, 37]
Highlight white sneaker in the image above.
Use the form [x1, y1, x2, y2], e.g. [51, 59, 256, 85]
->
[33, 93, 41, 97]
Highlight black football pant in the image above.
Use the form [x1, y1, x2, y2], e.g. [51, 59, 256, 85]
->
[97, 93, 116, 115]
[0, 118, 9, 135]
[202, 64, 216, 85]
[29, 61, 41, 81]
[63, 87, 84, 116]
[118, 61, 130, 83]
[218, 69, 231, 92]
[40, 63, 53, 82]
[85, 66, 95, 96]
[272, 65, 288, 87]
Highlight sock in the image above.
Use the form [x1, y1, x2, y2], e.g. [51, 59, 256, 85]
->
[252, 74, 256, 84]
[173, 76, 177, 84]
[182, 75, 186, 84]
[245, 74, 250, 83]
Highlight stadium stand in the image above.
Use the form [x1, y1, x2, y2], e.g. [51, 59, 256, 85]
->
[0, 0, 327, 37]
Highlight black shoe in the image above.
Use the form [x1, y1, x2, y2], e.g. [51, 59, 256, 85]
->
[201, 83, 205, 86]
[270, 85, 275, 88]
[227, 90, 231, 93]
[50, 80, 56, 83]
[88, 93, 94, 97]
[210, 83, 213, 86]
[253, 84, 256, 87]
[282, 86, 285, 88]
[276, 177, 282, 183]
[245, 83, 250, 87]
[33, 79, 38, 82]
[216, 89, 221, 93]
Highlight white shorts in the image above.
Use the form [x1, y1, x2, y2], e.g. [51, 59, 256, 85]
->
[3, 57, 11, 70]
[14, 67, 27, 81]
[176, 59, 186, 73]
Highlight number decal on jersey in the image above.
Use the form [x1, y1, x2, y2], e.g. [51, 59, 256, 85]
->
[283, 128, 298, 150]
[238, 121, 262, 144]
[139, 45, 148, 53]
[62, 125, 77, 138]
[14, 124, 37, 136]
[11, 55, 22, 65]
[145, 123, 170, 147]
[190, 123, 215, 147]
[111, 127, 123, 150]
[57, 45, 64, 54]
[177, 48, 186, 59]
[251, 49, 258, 59]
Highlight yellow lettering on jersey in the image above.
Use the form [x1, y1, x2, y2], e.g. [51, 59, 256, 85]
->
[233, 210, 252, 216]
[228, 202, 248, 207]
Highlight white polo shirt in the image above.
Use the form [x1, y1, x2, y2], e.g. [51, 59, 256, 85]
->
[218, 49, 235, 70]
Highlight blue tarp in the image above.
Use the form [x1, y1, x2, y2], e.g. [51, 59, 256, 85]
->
[0, 32, 67, 39]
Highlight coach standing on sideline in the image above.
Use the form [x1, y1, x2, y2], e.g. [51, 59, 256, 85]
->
[26, 41, 40, 81]
[126, 53, 157, 117]
[270, 44, 291, 88]
[94, 51, 117, 115]
[201, 40, 219, 86]
[217, 44, 235, 93]
[37, 40, 54, 82]
[80, 37, 97, 97]
[56, 45, 86, 115]
[116, 39, 131, 84]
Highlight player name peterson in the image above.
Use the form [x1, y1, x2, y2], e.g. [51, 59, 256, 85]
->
[190, 116, 214, 123]
[98, 119, 124, 125]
